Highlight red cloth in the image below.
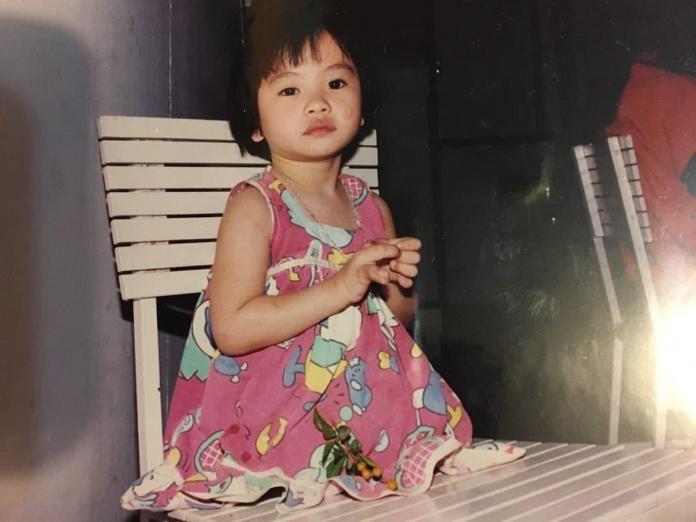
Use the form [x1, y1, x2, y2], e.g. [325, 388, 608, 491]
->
[607, 62, 696, 303]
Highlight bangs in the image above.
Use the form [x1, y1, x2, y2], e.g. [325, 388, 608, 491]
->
[269, 32, 353, 75]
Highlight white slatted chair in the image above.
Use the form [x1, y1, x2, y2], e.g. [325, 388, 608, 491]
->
[573, 135, 666, 448]
[97, 115, 378, 521]
[101, 119, 696, 521]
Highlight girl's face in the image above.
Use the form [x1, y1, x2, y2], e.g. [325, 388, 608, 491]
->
[253, 32, 363, 164]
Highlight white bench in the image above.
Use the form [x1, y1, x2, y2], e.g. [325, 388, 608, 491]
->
[100, 118, 696, 520]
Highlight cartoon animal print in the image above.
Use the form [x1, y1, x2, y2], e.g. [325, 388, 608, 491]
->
[170, 410, 197, 446]
[283, 346, 305, 388]
[374, 428, 390, 453]
[179, 297, 217, 381]
[129, 448, 183, 507]
[256, 417, 288, 456]
[377, 350, 400, 373]
[213, 354, 248, 383]
[345, 357, 372, 416]
[393, 425, 437, 489]
[265, 275, 279, 295]
[303, 306, 362, 393]
[207, 473, 283, 500]
[306, 239, 323, 286]
[193, 431, 224, 473]
[412, 366, 447, 425]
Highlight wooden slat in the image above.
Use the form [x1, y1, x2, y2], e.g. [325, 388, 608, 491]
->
[508, 448, 679, 521]
[111, 217, 222, 244]
[588, 162, 641, 182]
[100, 139, 379, 167]
[98, 115, 234, 141]
[100, 140, 265, 166]
[459, 446, 656, 521]
[107, 191, 229, 217]
[641, 227, 653, 243]
[634, 196, 647, 212]
[630, 484, 696, 521]
[595, 196, 621, 211]
[104, 166, 263, 190]
[119, 269, 209, 300]
[104, 166, 380, 190]
[97, 115, 378, 146]
[405, 446, 613, 521]
[561, 453, 696, 521]
[115, 242, 216, 272]
[590, 183, 615, 197]
[574, 146, 606, 237]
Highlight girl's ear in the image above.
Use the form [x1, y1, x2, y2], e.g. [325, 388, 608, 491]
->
[251, 129, 264, 142]
[360, 117, 365, 127]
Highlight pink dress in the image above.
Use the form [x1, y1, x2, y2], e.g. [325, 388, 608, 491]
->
[121, 169, 525, 513]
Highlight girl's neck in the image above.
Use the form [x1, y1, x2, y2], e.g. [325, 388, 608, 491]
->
[270, 155, 343, 196]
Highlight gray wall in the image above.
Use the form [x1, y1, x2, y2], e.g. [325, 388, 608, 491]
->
[0, 2, 235, 520]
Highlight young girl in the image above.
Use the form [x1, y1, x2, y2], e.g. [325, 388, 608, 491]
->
[122, 0, 524, 513]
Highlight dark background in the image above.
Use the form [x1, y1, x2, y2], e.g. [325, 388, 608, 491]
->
[2, 1, 694, 520]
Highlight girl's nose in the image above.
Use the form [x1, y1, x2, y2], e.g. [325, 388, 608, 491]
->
[305, 95, 330, 115]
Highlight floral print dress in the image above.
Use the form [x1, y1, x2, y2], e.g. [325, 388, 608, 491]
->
[121, 168, 525, 513]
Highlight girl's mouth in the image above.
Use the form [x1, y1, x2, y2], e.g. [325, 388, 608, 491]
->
[304, 123, 336, 136]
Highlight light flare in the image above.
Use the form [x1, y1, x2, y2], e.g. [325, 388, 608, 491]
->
[656, 305, 696, 416]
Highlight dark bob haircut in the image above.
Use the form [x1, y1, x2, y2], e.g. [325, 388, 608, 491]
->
[228, 0, 381, 160]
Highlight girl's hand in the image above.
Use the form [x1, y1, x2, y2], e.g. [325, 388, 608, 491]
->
[381, 237, 422, 289]
[333, 242, 401, 304]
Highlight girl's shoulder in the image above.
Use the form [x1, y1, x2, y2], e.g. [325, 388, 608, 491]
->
[229, 167, 276, 196]
[339, 172, 387, 238]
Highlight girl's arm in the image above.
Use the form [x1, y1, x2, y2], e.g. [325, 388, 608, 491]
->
[372, 195, 419, 326]
[209, 187, 400, 356]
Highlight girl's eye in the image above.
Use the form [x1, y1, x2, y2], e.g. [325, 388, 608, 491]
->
[328, 79, 347, 89]
[279, 87, 298, 96]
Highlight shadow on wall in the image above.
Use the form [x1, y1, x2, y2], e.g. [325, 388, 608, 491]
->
[0, 79, 35, 473]
[0, 18, 94, 480]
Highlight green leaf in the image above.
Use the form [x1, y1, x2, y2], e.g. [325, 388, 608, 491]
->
[346, 460, 356, 474]
[337, 425, 350, 443]
[337, 454, 347, 473]
[321, 443, 334, 466]
[326, 458, 343, 478]
[332, 445, 345, 461]
[350, 439, 362, 453]
[313, 408, 337, 440]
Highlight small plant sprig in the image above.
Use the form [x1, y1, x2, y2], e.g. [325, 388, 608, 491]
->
[313, 408, 398, 490]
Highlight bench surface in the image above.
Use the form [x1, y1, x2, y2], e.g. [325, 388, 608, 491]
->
[156, 441, 696, 521]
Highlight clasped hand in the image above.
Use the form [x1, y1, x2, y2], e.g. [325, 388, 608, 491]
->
[333, 237, 421, 304]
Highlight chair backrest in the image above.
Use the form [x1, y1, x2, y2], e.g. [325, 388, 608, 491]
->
[573, 135, 665, 448]
[99, 115, 379, 300]
[98, 115, 380, 472]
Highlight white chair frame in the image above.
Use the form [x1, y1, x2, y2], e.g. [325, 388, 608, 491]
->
[98, 115, 380, 476]
[574, 135, 666, 448]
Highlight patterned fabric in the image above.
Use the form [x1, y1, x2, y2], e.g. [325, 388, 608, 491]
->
[121, 168, 525, 513]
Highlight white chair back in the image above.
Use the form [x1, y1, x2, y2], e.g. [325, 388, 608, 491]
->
[98, 115, 380, 473]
